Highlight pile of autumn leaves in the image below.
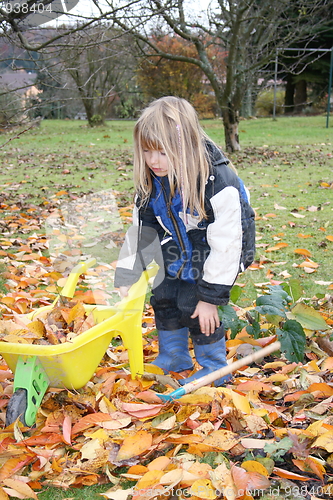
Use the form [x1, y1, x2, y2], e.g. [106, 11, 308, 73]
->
[0, 203, 333, 499]
[0, 284, 333, 500]
[0, 299, 97, 346]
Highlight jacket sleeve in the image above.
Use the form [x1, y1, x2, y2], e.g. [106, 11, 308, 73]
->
[197, 186, 242, 305]
[114, 203, 164, 288]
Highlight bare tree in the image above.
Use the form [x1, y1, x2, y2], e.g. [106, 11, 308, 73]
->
[48, 25, 138, 125]
[106, 0, 332, 151]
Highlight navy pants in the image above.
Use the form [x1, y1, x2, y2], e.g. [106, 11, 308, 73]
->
[150, 238, 225, 346]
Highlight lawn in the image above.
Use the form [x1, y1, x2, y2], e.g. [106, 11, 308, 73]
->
[0, 114, 332, 303]
[0, 114, 332, 499]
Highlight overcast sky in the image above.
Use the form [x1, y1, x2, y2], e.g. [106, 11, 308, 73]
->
[47, 0, 215, 26]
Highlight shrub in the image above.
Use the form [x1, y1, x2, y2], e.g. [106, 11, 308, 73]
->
[255, 89, 284, 117]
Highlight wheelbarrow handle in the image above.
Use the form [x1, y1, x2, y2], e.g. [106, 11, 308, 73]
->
[157, 340, 282, 402]
[60, 258, 97, 298]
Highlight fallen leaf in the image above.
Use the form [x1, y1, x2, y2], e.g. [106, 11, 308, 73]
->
[116, 430, 153, 461]
[294, 248, 312, 257]
[203, 430, 240, 451]
[190, 479, 217, 499]
[3, 479, 38, 500]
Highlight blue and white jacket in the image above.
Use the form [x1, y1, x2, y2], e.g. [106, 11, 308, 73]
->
[115, 141, 255, 305]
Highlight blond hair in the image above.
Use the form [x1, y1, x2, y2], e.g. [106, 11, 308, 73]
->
[133, 96, 214, 219]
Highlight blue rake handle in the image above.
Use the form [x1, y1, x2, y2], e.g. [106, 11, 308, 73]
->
[157, 340, 281, 402]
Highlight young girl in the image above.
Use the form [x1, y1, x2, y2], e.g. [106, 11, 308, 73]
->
[115, 96, 255, 386]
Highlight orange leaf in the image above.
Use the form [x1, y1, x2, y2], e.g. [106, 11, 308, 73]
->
[293, 457, 325, 481]
[234, 380, 273, 392]
[147, 456, 171, 471]
[321, 357, 333, 370]
[72, 413, 115, 435]
[308, 383, 333, 398]
[3, 479, 38, 500]
[273, 467, 311, 481]
[18, 433, 64, 446]
[297, 233, 312, 238]
[127, 465, 148, 475]
[294, 248, 312, 257]
[326, 235, 333, 242]
[265, 242, 288, 252]
[0, 456, 34, 481]
[284, 390, 308, 402]
[116, 430, 153, 461]
[73, 475, 98, 487]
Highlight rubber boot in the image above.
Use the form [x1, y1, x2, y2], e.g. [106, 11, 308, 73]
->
[152, 328, 193, 373]
[179, 336, 231, 387]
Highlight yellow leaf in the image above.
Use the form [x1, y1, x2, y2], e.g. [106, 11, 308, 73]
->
[326, 235, 333, 242]
[89, 428, 109, 444]
[265, 373, 289, 383]
[179, 393, 214, 404]
[135, 470, 165, 490]
[262, 361, 286, 369]
[230, 390, 251, 414]
[27, 319, 46, 337]
[116, 430, 153, 461]
[80, 438, 103, 460]
[0, 487, 9, 500]
[241, 460, 269, 477]
[312, 430, 333, 452]
[190, 479, 217, 499]
[203, 430, 240, 451]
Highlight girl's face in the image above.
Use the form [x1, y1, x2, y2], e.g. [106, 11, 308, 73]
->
[143, 149, 169, 177]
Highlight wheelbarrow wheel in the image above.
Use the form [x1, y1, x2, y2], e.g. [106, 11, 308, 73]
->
[6, 388, 27, 427]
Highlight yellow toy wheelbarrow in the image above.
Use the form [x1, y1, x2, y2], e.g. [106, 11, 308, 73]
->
[1, 258, 157, 427]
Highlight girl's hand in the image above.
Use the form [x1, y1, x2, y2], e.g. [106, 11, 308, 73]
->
[119, 286, 131, 299]
[191, 301, 220, 336]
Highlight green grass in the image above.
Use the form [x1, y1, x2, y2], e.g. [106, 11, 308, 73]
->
[0, 114, 332, 499]
[0, 115, 332, 305]
[38, 484, 113, 500]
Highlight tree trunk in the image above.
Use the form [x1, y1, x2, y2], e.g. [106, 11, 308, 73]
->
[222, 106, 241, 152]
[284, 74, 295, 114]
[241, 86, 253, 118]
[294, 79, 307, 114]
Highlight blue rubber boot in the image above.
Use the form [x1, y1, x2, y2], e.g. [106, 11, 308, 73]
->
[152, 328, 193, 373]
[179, 336, 231, 387]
